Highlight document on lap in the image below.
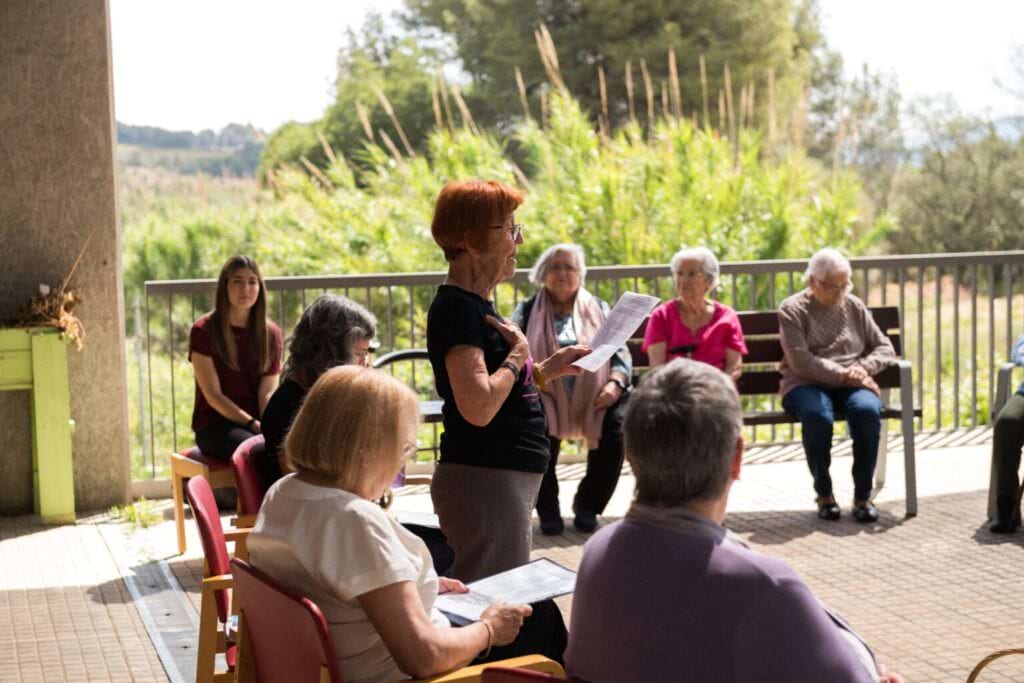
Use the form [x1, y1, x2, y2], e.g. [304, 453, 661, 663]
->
[572, 291, 660, 373]
[395, 511, 441, 529]
[435, 558, 577, 625]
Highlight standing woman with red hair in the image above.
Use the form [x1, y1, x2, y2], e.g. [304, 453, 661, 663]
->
[189, 255, 283, 461]
[426, 180, 589, 585]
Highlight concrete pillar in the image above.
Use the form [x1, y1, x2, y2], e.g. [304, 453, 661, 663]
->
[0, 0, 131, 512]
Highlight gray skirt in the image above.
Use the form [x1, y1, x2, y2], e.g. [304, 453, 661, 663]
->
[430, 462, 543, 583]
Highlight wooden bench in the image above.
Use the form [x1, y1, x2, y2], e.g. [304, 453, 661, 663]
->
[628, 306, 921, 516]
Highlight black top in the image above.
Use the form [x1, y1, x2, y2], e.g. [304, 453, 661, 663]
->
[261, 378, 307, 465]
[426, 285, 549, 473]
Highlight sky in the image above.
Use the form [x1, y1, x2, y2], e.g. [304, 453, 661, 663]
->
[818, 0, 1023, 119]
[110, 0, 1023, 134]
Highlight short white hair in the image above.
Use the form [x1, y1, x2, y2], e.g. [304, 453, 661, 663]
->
[805, 248, 851, 281]
[670, 247, 720, 289]
[529, 243, 587, 287]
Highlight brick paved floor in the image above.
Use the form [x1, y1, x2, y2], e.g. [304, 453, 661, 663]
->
[3, 431, 1024, 681]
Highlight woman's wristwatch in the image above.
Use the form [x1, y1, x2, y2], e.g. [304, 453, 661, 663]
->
[608, 377, 628, 392]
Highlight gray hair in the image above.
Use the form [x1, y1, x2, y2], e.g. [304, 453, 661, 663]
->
[528, 243, 587, 287]
[805, 248, 851, 281]
[623, 359, 742, 506]
[670, 246, 720, 289]
[282, 294, 377, 385]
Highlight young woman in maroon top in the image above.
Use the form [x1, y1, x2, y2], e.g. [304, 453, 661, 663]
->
[188, 255, 282, 461]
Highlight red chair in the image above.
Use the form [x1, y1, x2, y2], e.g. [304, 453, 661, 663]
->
[230, 557, 565, 682]
[230, 558, 341, 683]
[186, 475, 250, 683]
[172, 446, 235, 554]
[230, 434, 269, 528]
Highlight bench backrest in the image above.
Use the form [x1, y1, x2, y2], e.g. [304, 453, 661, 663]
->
[628, 305, 903, 396]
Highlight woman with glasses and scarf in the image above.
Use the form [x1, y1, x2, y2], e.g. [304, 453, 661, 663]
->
[512, 244, 631, 536]
[643, 247, 747, 380]
[778, 248, 895, 523]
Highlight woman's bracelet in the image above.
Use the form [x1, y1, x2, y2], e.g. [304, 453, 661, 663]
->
[499, 360, 520, 380]
[480, 619, 494, 658]
[245, 417, 257, 431]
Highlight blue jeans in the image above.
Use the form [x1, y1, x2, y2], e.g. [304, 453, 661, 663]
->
[782, 385, 882, 502]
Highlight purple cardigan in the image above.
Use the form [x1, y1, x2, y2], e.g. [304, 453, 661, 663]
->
[565, 506, 875, 683]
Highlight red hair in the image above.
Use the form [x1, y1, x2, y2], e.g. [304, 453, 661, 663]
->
[430, 180, 525, 261]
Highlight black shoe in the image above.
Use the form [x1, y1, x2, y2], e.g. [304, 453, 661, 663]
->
[852, 500, 879, 523]
[573, 510, 598, 533]
[540, 516, 564, 536]
[990, 518, 1018, 534]
[816, 497, 841, 521]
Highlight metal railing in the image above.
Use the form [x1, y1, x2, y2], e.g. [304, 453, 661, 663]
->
[133, 250, 1024, 479]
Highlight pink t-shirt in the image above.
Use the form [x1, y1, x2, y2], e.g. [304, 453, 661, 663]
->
[642, 300, 747, 370]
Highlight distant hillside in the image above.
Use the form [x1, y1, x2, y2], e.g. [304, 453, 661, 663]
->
[116, 122, 264, 177]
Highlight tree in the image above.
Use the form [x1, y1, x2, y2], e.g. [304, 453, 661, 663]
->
[889, 100, 1024, 254]
[259, 13, 444, 175]
[403, 0, 822, 131]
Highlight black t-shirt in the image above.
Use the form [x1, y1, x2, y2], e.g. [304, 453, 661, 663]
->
[260, 377, 306, 469]
[426, 285, 549, 473]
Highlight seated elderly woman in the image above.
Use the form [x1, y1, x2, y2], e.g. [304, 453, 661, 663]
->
[248, 366, 543, 682]
[565, 360, 902, 683]
[512, 244, 631, 535]
[261, 294, 377, 481]
[643, 246, 746, 380]
[778, 248, 895, 523]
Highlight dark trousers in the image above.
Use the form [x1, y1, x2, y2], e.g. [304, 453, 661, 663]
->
[782, 385, 882, 502]
[194, 419, 255, 509]
[472, 599, 567, 665]
[992, 394, 1024, 521]
[535, 397, 626, 522]
[194, 418, 257, 461]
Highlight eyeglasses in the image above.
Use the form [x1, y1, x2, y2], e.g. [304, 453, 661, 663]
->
[548, 263, 578, 274]
[674, 269, 707, 281]
[815, 279, 853, 294]
[491, 223, 524, 241]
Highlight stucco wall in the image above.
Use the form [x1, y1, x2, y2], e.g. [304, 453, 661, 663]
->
[0, 0, 130, 512]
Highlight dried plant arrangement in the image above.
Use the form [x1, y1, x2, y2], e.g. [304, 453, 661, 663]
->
[11, 231, 93, 350]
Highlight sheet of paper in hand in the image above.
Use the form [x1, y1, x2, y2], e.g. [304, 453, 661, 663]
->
[571, 291, 660, 373]
[435, 558, 577, 625]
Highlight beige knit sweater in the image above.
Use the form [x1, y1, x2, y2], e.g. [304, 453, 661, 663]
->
[778, 290, 896, 397]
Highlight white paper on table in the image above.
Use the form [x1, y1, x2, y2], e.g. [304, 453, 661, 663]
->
[395, 511, 441, 529]
[434, 558, 577, 625]
[571, 291, 660, 373]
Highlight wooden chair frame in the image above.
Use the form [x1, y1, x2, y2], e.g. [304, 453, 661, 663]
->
[171, 447, 236, 554]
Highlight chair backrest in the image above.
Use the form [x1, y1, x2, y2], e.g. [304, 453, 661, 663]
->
[185, 475, 232, 624]
[230, 558, 342, 683]
[230, 434, 269, 516]
[482, 667, 567, 682]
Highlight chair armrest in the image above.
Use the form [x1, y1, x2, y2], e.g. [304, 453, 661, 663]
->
[994, 362, 1018, 419]
[224, 528, 252, 544]
[202, 573, 234, 591]
[417, 655, 565, 682]
[403, 475, 433, 487]
[231, 514, 257, 529]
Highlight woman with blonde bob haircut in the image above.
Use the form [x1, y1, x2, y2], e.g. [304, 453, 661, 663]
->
[248, 366, 556, 682]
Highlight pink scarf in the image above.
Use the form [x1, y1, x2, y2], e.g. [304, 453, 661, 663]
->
[526, 288, 610, 447]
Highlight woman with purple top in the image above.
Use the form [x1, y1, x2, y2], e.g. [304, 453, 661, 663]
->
[778, 248, 895, 523]
[643, 247, 747, 381]
[565, 360, 902, 683]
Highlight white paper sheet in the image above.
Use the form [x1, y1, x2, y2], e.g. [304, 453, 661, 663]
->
[395, 511, 441, 529]
[571, 291, 660, 373]
[434, 558, 577, 624]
